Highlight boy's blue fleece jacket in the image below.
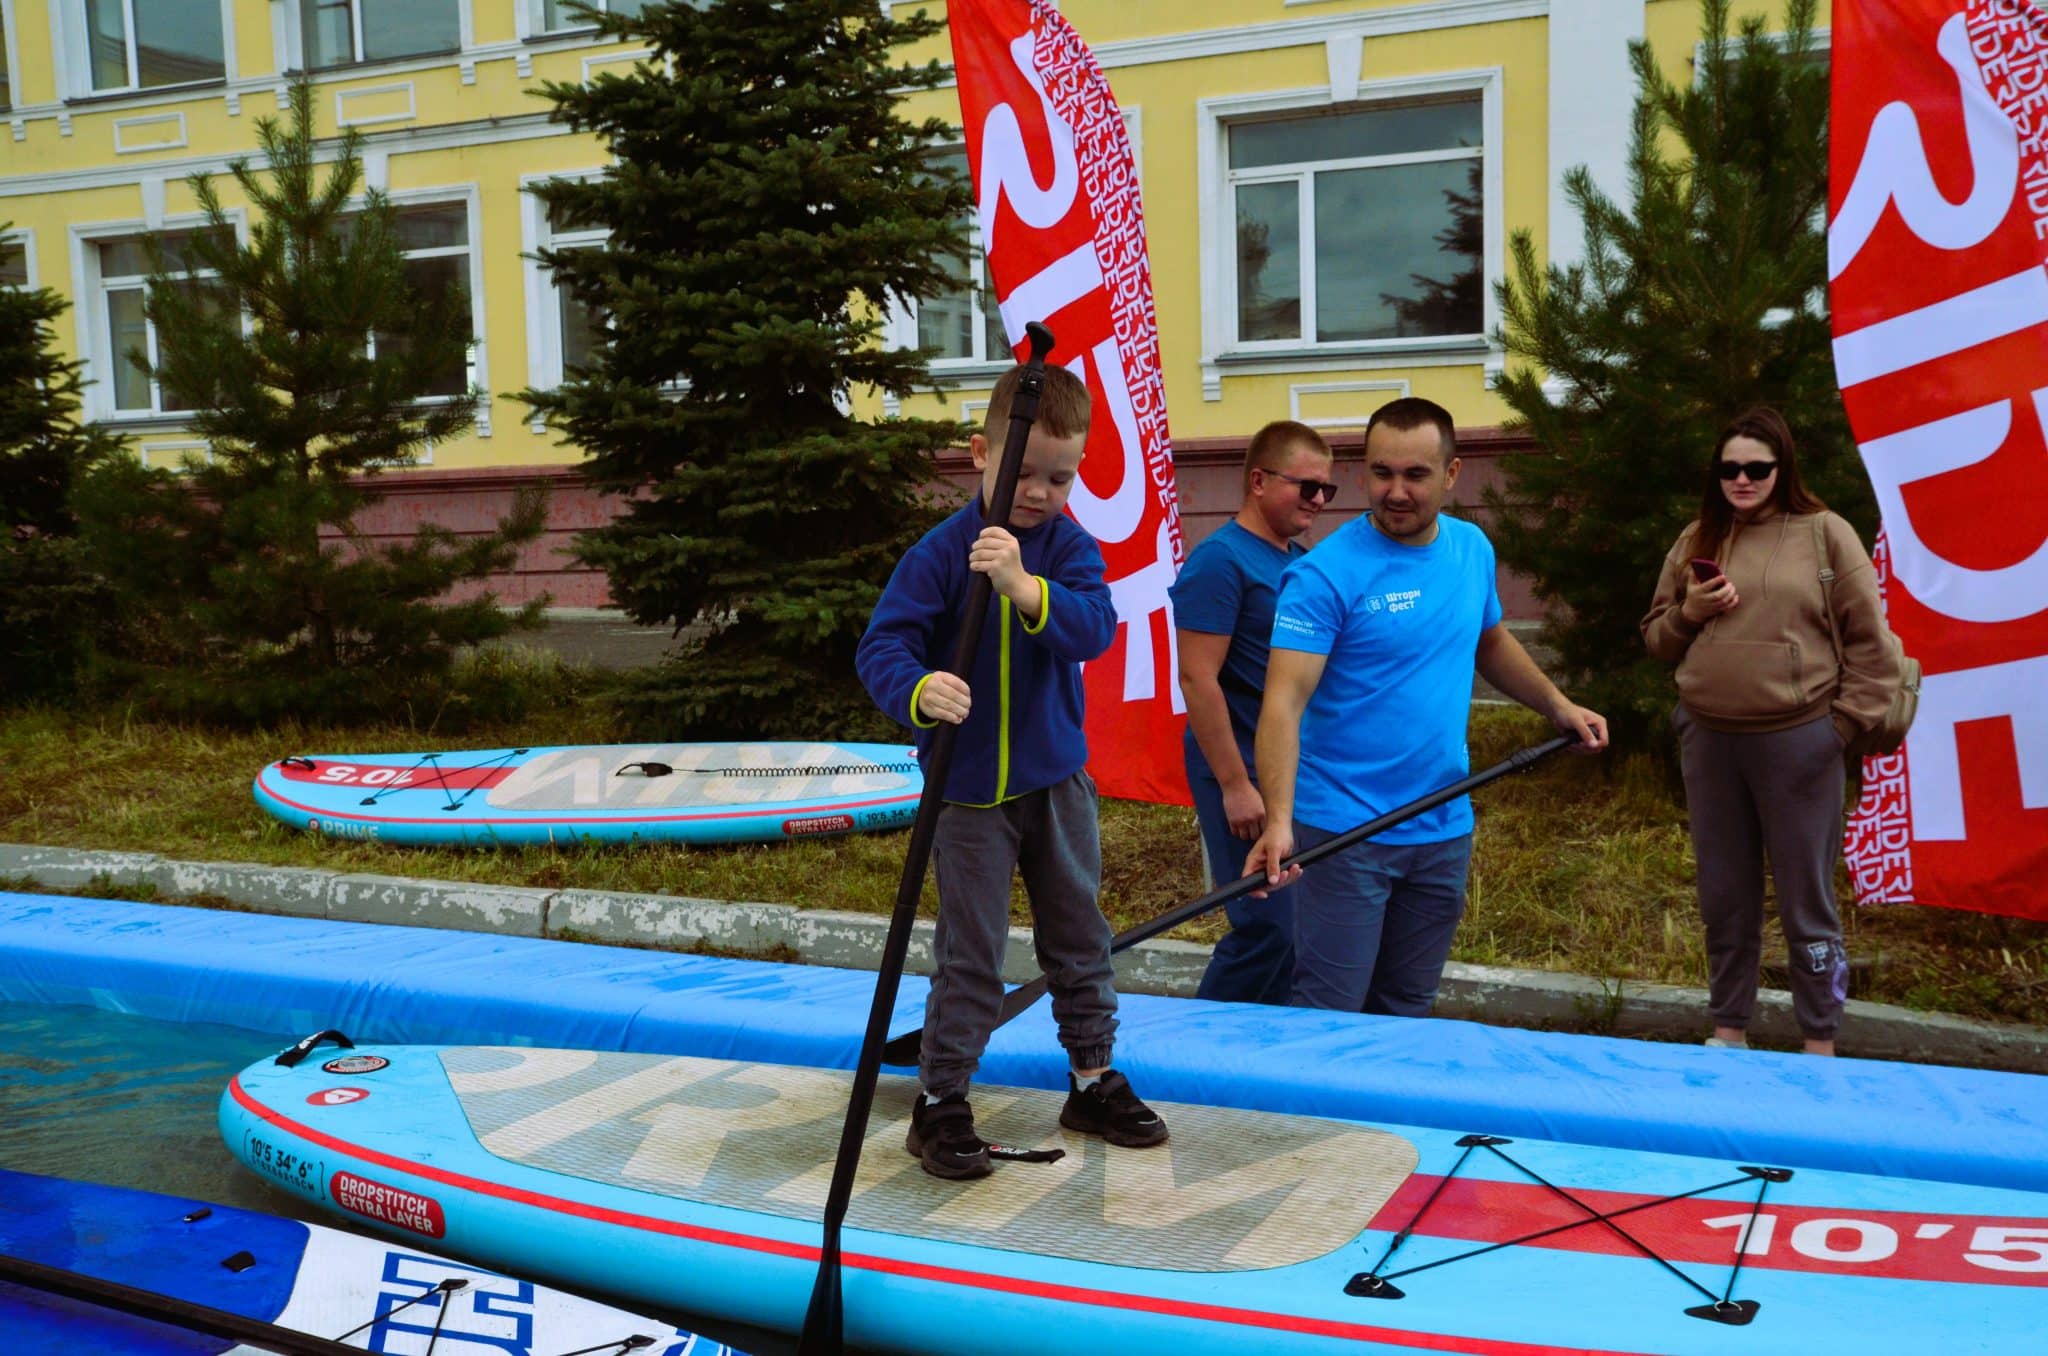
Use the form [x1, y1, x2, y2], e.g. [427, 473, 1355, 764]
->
[857, 498, 1118, 805]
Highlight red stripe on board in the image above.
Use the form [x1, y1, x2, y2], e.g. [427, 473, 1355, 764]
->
[1367, 1176, 2048, 1289]
[227, 1077, 1653, 1356]
[256, 775, 920, 827]
[272, 762, 517, 792]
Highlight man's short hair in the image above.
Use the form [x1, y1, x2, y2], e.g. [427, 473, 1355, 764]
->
[982, 363, 1092, 445]
[1365, 397, 1458, 464]
[1243, 420, 1332, 493]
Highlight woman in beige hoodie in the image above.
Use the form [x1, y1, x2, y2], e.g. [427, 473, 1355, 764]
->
[1642, 408, 1900, 1056]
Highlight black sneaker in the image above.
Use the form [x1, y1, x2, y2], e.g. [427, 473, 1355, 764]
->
[905, 1093, 992, 1180]
[1059, 1070, 1169, 1148]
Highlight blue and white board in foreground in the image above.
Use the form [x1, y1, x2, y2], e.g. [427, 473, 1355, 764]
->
[253, 741, 922, 846]
[224, 1039, 2048, 1356]
[0, 1166, 727, 1353]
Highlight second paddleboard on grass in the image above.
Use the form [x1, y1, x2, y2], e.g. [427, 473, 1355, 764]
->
[253, 740, 922, 846]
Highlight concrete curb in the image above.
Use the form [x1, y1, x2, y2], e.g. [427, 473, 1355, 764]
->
[4, 841, 2045, 1073]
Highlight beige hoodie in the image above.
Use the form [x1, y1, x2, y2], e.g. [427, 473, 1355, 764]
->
[1641, 507, 1901, 737]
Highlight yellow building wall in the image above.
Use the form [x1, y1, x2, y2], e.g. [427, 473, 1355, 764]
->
[0, 0, 1823, 472]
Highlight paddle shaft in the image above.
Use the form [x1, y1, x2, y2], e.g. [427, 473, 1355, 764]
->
[797, 322, 1058, 1356]
[879, 734, 1575, 1065]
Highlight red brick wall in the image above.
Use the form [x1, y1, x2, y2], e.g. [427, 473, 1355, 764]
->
[339, 428, 1542, 617]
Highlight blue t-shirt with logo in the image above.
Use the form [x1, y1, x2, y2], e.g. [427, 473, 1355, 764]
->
[1270, 514, 1502, 843]
[1167, 521, 1306, 743]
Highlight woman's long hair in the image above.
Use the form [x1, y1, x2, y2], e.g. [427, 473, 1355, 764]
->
[1690, 407, 1827, 563]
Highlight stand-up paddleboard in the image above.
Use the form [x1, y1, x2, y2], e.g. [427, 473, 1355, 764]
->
[0, 1166, 727, 1353]
[253, 742, 922, 846]
[223, 1036, 2048, 1356]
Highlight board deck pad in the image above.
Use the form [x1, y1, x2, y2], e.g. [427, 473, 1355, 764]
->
[441, 1048, 1419, 1272]
[482, 744, 919, 811]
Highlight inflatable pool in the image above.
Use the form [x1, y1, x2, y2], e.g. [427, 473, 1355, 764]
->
[0, 1165, 727, 1353]
[223, 1035, 2048, 1356]
[252, 741, 922, 845]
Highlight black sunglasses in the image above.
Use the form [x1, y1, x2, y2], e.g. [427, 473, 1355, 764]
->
[1266, 470, 1339, 503]
[1717, 460, 1778, 482]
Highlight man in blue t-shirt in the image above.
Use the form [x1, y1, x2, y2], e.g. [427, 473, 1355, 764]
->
[1170, 420, 1336, 1004]
[1245, 398, 1608, 1014]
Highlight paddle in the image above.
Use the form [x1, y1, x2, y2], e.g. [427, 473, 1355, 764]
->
[796, 320, 1059, 1356]
[878, 733, 1576, 1066]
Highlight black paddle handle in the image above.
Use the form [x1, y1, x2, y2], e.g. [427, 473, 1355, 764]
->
[879, 734, 1574, 1064]
[798, 321, 1058, 1356]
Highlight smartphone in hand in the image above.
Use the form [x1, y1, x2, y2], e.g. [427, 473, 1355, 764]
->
[1689, 558, 1722, 584]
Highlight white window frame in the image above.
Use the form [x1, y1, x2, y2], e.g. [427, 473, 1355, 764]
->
[1, 228, 35, 289]
[520, 170, 610, 398]
[376, 187, 490, 432]
[293, 0, 470, 71]
[71, 212, 244, 424]
[1, 1, 20, 113]
[61, 0, 234, 98]
[525, 0, 642, 36]
[1198, 70, 1504, 391]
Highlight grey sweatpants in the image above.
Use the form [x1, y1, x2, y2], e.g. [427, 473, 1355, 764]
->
[1675, 706, 1849, 1040]
[920, 770, 1119, 1097]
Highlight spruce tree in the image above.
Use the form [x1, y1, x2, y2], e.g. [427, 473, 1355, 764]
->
[0, 234, 120, 700]
[74, 82, 545, 723]
[1489, 0, 1862, 747]
[522, 0, 972, 739]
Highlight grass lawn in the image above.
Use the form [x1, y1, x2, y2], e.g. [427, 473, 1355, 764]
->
[2, 682, 2044, 1030]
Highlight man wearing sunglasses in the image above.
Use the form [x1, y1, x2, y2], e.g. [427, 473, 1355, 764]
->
[1247, 397, 1607, 1016]
[1169, 420, 1337, 1005]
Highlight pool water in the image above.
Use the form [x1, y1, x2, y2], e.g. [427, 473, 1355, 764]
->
[0, 1001, 866, 1356]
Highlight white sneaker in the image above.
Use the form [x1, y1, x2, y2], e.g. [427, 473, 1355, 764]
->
[1703, 1035, 1748, 1049]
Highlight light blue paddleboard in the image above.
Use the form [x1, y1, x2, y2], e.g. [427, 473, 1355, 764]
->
[253, 741, 922, 846]
[222, 1036, 2048, 1356]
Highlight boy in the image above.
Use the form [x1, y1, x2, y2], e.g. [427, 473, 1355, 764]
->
[856, 363, 1169, 1180]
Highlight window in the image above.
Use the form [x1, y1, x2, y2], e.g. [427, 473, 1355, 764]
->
[382, 204, 476, 397]
[1227, 96, 1485, 348]
[95, 230, 230, 416]
[82, 0, 227, 92]
[301, 0, 460, 69]
[525, 184, 610, 391]
[545, 202, 608, 377]
[1, 12, 12, 111]
[542, 0, 647, 30]
[0, 240, 26, 288]
[908, 149, 1007, 368]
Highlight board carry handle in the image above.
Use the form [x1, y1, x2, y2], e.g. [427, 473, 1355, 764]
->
[797, 321, 1059, 1356]
[273, 1029, 354, 1067]
[879, 734, 1576, 1066]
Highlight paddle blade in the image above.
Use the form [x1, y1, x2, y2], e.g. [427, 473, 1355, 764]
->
[879, 1030, 921, 1066]
[796, 1239, 843, 1355]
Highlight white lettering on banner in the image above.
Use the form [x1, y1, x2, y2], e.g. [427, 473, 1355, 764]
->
[1904, 653, 2048, 840]
[1831, 264, 2048, 386]
[995, 241, 1102, 351]
[977, 33, 1080, 249]
[1063, 337, 1148, 542]
[1103, 519, 1186, 711]
[1855, 392, 2048, 623]
[1829, 13, 2019, 279]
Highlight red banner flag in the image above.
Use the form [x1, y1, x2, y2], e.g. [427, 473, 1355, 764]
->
[948, 0, 1190, 805]
[1831, 0, 2048, 919]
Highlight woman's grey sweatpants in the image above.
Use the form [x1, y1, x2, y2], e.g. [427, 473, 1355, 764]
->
[1675, 706, 1849, 1040]
[919, 770, 1119, 1098]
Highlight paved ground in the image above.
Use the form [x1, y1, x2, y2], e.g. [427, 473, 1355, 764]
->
[501, 609, 1557, 706]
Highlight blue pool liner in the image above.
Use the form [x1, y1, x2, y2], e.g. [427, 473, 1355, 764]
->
[2, 890, 2042, 1193]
